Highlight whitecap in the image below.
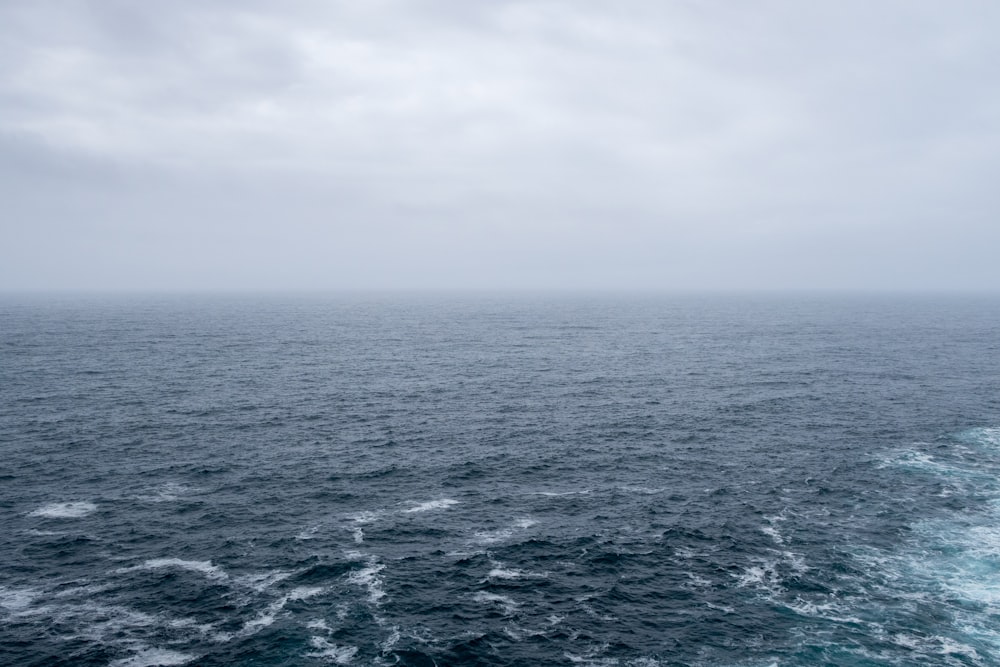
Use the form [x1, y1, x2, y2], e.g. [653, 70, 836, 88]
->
[403, 499, 459, 513]
[136, 482, 195, 503]
[54, 583, 113, 599]
[958, 426, 1000, 448]
[487, 561, 546, 580]
[472, 591, 519, 615]
[119, 558, 228, 582]
[234, 570, 294, 593]
[684, 573, 711, 588]
[307, 618, 332, 632]
[0, 586, 37, 611]
[783, 598, 865, 624]
[889, 633, 981, 661]
[761, 514, 786, 545]
[563, 649, 618, 665]
[108, 648, 196, 667]
[878, 449, 978, 481]
[618, 486, 665, 495]
[473, 528, 513, 545]
[239, 586, 325, 637]
[346, 559, 386, 605]
[474, 517, 536, 545]
[296, 525, 321, 540]
[306, 636, 358, 663]
[734, 560, 783, 595]
[488, 567, 523, 580]
[29, 501, 96, 518]
[381, 626, 401, 651]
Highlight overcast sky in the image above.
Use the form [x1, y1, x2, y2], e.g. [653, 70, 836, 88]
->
[1, 1, 998, 292]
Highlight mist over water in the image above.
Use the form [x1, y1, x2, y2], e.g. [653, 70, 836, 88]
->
[2, 293, 1000, 666]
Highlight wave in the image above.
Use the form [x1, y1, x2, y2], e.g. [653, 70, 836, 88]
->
[28, 501, 97, 518]
[472, 591, 519, 615]
[0, 586, 38, 611]
[346, 558, 386, 606]
[109, 648, 196, 667]
[305, 636, 358, 663]
[403, 499, 459, 513]
[117, 558, 229, 582]
[239, 586, 325, 637]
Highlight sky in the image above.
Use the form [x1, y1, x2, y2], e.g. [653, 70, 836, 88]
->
[1, 0, 998, 292]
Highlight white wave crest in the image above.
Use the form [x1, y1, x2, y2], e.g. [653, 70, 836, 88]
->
[29, 501, 97, 518]
[109, 648, 196, 667]
[239, 586, 325, 636]
[0, 586, 38, 611]
[306, 637, 358, 663]
[531, 489, 592, 497]
[119, 558, 229, 582]
[346, 559, 386, 605]
[618, 486, 665, 495]
[136, 482, 195, 503]
[473, 591, 519, 615]
[234, 570, 294, 592]
[404, 499, 459, 513]
[296, 525, 321, 540]
[959, 427, 1000, 448]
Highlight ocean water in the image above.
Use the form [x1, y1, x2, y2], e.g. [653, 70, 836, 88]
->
[2, 293, 1000, 667]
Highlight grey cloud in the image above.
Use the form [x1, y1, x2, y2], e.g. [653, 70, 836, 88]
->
[1, 1, 998, 291]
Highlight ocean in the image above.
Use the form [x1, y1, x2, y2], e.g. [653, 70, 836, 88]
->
[2, 293, 999, 666]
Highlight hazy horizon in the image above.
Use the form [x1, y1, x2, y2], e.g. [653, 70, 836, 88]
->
[2, 1, 999, 293]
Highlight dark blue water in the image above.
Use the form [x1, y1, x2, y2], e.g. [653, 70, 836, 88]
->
[2, 293, 1000, 666]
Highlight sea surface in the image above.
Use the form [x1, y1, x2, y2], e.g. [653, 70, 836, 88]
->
[2, 293, 1000, 667]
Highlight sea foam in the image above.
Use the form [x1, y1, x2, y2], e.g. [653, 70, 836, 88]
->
[29, 501, 97, 518]
[306, 636, 358, 663]
[109, 647, 196, 667]
[346, 559, 386, 605]
[404, 499, 459, 513]
[120, 558, 229, 582]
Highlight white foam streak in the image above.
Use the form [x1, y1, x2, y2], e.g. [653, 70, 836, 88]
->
[618, 486, 665, 495]
[960, 427, 1000, 448]
[381, 626, 401, 651]
[239, 586, 325, 637]
[488, 567, 523, 580]
[532, 489, 591, 497]
[0, 587, 38, 611]
[404, 499, 459, 513]
[120, 558, 229, 581]
[297, 525, 321, 540]
[137, 482, 194, 503]
[307, 618, 332, 631]
[346, 559, 386, 605]
[473, 591, 519, 615]
[234, 570, 293, 593]
[306, 637, 358, 663]
[29, 501, 97, 518]
[473, 517, 537, 545]
[109, 648, 196, 667]
[760, 525, 784, 545]
[487, 561, 546, 580]
[474, 528, 513, 544]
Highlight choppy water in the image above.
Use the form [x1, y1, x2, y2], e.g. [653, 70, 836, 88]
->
[2, 293, 1000, 666]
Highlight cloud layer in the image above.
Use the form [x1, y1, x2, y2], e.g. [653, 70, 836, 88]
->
[2, 1, 998, 290]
